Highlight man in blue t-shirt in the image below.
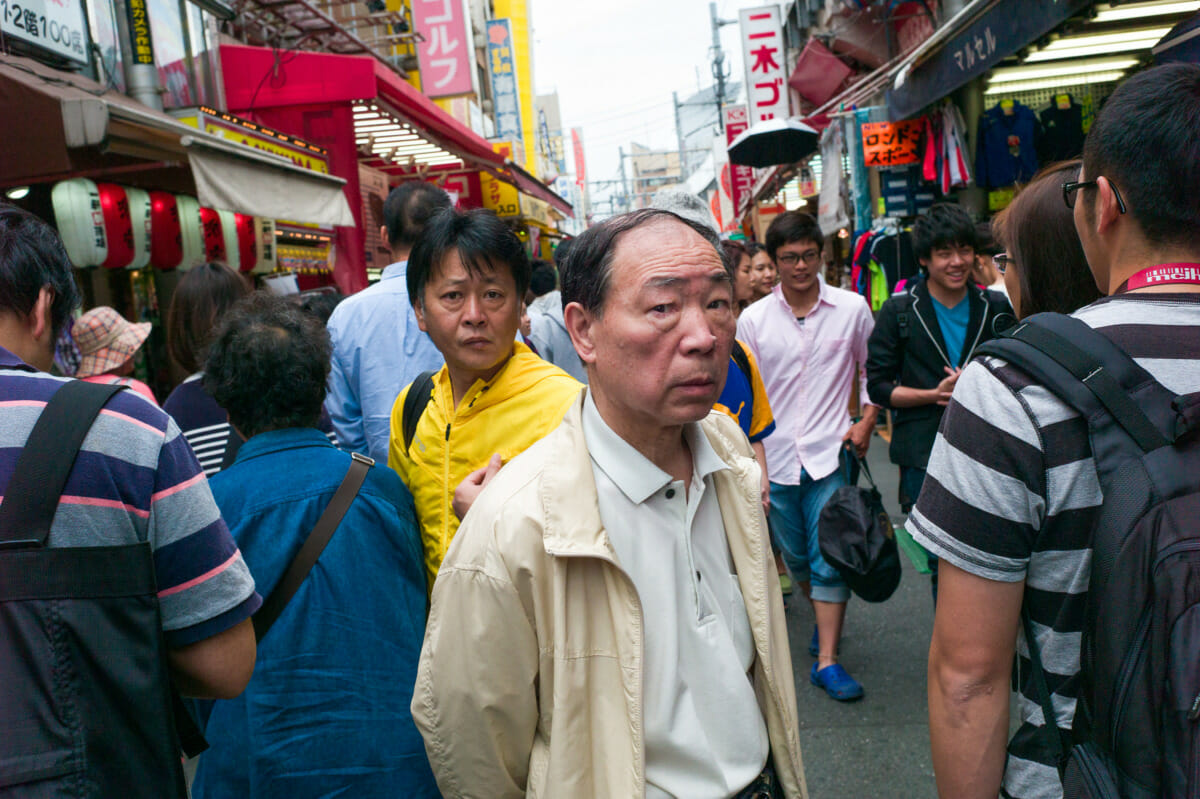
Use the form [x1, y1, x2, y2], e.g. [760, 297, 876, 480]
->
[865, 204, 1012, 600]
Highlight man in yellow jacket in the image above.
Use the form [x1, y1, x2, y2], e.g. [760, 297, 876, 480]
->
[388, 208, 581, 589]
[412, 208, 806, 799]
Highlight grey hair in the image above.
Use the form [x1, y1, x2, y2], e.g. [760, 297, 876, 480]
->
[649, 187, 719, 234]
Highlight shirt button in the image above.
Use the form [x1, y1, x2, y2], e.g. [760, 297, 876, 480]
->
[665, 488, 676, 499]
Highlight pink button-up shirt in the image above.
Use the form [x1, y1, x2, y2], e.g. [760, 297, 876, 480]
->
[737, 282, 877, 483]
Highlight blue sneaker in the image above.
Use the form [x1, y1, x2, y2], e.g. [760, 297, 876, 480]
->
[810, 662, 864, 702]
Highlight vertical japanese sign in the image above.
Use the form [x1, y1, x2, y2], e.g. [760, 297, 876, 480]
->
[1, 0, 89, 65]
[487, 19, 523, 143]
[724, 106, 754, 217]
[126, 0, 155, 64]
[571, 127, 587, 198]
[739, 5, 788, 126]
[412, 0, 474, 98]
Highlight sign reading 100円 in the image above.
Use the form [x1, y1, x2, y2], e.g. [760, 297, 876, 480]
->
[1, 0, 89, 66]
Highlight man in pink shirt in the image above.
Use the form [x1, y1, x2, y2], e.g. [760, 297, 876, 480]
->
[737, 211, 880, 702]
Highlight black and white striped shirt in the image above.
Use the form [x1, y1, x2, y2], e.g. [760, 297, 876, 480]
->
[908, 293, 1200, 799]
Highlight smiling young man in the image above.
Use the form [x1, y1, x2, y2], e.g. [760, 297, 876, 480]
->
[865, 204, 1012, 600]
[387, 208, 580, 589]
[736, 210, 879, 702]
[411, 208, 805, 798]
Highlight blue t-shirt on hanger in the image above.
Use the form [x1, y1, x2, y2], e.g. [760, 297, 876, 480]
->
[975, 101, 1041, 189]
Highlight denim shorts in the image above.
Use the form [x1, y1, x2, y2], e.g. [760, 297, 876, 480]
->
[768, 469, 850, 604]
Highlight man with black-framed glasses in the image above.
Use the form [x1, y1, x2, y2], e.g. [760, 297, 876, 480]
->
[737, 211, 879, 703]
[914, 63, 1200, 799]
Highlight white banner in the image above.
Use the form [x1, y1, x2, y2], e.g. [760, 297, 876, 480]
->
[739, 5, 788, 126]
[1, 0, 89, 65]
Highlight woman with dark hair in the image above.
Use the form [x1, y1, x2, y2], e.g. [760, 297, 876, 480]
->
[162, 262, 249, 475]
[720, 239, 755, 315]
[992, 160, 1103, 319]
[746, 242, 777, 302]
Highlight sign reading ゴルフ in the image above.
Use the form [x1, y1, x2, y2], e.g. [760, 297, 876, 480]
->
[739, 5, 788, 126]
[861, 120, 923, 167]
[412, 0, 473, 98]
[487, 18, 522, 143]
[1, 0, 89, 65]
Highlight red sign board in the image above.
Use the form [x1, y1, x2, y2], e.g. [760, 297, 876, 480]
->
[861, 120, 923, 167]
[725, 106, 754, 217]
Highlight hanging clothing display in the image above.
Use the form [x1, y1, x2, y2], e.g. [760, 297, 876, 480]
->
[921, 103, 972, 194]
[975, 101, 1041, 189]
[1036, 94, 1086, 164]
[817, 122, 851, 235]
[852, 224, 919, 311]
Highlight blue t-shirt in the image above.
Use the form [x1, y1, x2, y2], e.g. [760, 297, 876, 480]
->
[932, 295, 970, 367]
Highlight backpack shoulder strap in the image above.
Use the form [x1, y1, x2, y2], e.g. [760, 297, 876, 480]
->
[402, 371, 437, 456]
[730, 340, 752, 381]
[974, 313, 1174, 453]
[0, 380, 125, 546]
[1021, 609, 1073, 778]
[252, 452, 373, 642]
[894, 290, 913, 341]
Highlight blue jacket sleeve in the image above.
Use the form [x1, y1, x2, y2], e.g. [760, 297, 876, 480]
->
[325, 331, 367, 456]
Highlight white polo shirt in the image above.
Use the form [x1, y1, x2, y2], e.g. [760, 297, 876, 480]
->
[581, 394, 769, 799]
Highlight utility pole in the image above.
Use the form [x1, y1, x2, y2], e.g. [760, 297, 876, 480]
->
[673, 91, 687, 182]
[710, 2, 736, 135]
[618, 146, 630, 212]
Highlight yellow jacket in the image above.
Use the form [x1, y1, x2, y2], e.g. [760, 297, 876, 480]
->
[389, 342, 582, 587]
[411, 393, 807, 798]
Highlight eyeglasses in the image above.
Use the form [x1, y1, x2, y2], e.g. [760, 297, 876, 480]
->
[777, 249, 821, 268]
[1063, 178, 1127, 214]
[993, 253, 1013, 275]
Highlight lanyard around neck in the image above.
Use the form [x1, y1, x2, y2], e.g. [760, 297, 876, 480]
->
[1114, 263, 1200, 294]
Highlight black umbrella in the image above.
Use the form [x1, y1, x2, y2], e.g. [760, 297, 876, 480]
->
[727, 117, 820, 169]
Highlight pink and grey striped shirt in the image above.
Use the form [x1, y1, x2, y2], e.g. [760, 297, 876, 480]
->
[737, 283, 878, 483]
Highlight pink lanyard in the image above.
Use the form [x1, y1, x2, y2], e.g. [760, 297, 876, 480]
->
[1115, 263, 1200, 294]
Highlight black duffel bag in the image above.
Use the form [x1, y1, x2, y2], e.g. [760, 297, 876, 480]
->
[817, 449, 901, 603]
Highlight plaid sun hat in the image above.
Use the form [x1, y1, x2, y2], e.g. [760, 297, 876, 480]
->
[71, 307, 152, 378]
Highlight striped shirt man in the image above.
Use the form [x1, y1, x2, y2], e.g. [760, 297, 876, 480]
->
[909, 293, 1200, 799]
[1, 347, 260, 646]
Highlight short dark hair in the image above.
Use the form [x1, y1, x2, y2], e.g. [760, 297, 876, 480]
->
[383, 181, 452, 250]
[295, 290, 343, 326]
[552, 237, 573, 270]
[529, 260, 557, 297]
[0, 203, 80, 338]
[745, 241, 767, 258]
[407, 208, 530, 306]
[203, 293, 331, 439]
[974, 221, 1000, 256]
[994, 160, 1102, 318]
[720, 239, 748, 273]
[166, 261, 249, 374]
[764, 211, 823, 260]
[912, 203, 978, 262]
[1082, 62, 1200, 249]
[561, 208, 724, 316]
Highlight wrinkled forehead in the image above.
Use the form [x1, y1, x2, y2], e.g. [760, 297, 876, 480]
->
[608, 218, 725, 282]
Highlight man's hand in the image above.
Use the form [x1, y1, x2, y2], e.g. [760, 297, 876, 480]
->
[452, 454, 504, 520]
[751, 439, 770, 514]
[843, 413, 875, 458]
[935, 367, 963, 406]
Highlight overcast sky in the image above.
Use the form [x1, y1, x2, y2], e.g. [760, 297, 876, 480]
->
[532, 0, 777, 212]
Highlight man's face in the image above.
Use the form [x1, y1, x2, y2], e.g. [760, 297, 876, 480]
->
[415, 248, 521, 384]
[750, 250, 776, 295]
[774, 239, 821, 295]
[583, 220, 735, 429]
[921, 242, 974, 295]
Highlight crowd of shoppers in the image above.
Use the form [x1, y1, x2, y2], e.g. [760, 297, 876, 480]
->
[2, 61, 1197, 799]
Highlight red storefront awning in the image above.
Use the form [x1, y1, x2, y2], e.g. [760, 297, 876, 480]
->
[219, 43, 570, 215]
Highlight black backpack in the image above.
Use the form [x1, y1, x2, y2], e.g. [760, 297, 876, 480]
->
[977, 313, 1200, 799]
[0, 381, 205, 798]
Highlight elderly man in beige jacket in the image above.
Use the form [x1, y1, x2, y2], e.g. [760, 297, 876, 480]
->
[411, 208, 807, 799]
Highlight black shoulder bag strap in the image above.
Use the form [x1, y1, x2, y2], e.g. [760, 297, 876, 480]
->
[896, 291, 913, 342]
[402, 371, 437, 455]
[730, 340, 752, 380]
[252, 452, 374, 642]
[1021, 609, 1073, 778]
[0, 380, 124, 546]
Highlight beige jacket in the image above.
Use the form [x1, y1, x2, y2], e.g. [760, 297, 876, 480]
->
[411, 394, 807, 799]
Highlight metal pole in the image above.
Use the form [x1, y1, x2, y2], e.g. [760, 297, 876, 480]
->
[710, 2, 726, 134]
[674, 91, 688, 181]
[113, 0, 163, 110]
[618, 146, 630, 211]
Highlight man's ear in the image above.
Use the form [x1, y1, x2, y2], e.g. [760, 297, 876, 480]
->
[562, 301, 597, 365]
[30, 287, 54, 343]
[379, 224, 390, 249]
[1094, 177, 1123, 235]
[413, 298, 428, 333]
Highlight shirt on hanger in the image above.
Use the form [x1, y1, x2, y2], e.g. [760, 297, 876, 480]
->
[975, 101, 1041, 189]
